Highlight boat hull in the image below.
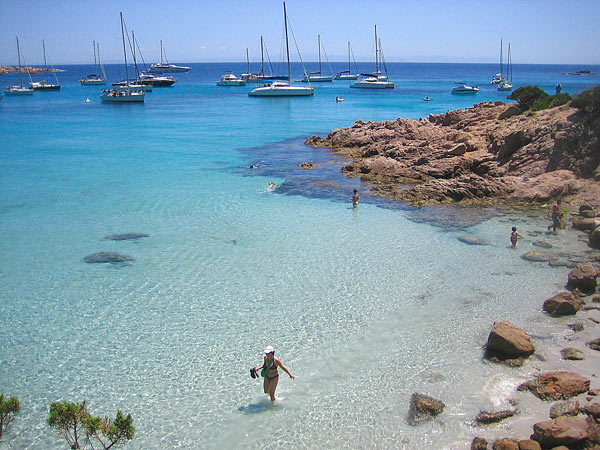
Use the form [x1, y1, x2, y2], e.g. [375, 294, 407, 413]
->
[112, 82, 152, 92]
[80, 79, 106, 85]
[217, 80, 246, 86]
[350, 80, 394, 89]
[249, 85, 314, 96]
[4, 86, 34, 95]
[147, 65, 190, 74]
[300, 75, 333, 82]
[30, 82, 60, 91]
[100, 90, 145, 102]
[451, 88, 479, 94]
[334, 74, 359, 80]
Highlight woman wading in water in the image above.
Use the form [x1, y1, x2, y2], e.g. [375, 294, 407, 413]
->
[254, 346, 294, 401]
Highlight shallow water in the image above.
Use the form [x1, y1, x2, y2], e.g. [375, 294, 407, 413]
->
[1, 62, 598, 448]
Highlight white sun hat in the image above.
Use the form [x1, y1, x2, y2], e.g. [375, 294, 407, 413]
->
[264, 346, 274, 354]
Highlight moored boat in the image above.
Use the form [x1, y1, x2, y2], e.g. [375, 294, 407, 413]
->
[4, 36, 33, 96]
[138, 72, 175, 87]
[300, 35, 333, 82]
[350, 25, 394, 89]
[80, 41, 106, 85]
[217, 72, 246, 86]
[497, 43, 513, 91]
[147, 41, 190, 73]
[334, 42, 359, 80]
[451, 82, 479, 94]
[30, 40, 60, 91]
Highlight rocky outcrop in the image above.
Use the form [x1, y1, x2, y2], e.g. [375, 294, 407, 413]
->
[485, 321, 535, 364]
[475, 409, 518, 424]
[407, 393, 445, 425]
[543, 292, 580, 316]
[532, 416, 597, 448]
[306, 101, 600, 208]
[567, 262, 599, 293]
[517, 372, 590, 400]
[549, 400, 581, 418]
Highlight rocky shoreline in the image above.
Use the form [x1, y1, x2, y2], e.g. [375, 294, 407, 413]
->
[306, 100, 600, 448]
[305, 101, 600, 211]
[0, 65, 63, 75]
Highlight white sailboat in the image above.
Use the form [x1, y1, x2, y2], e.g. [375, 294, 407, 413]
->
[4, 36, 34, 96]
[497, 43, 513, 91]
[351, 26, 394, 89]
[133, 33, 176, 86]
[491, 39, 506, 85]
[334, 42, 359, 80]
[29, 40, 60, 91]
[111, 30, 153, 92]
[147, 41, 190, 73]
[101, 13, 145, 103]
[79, 41, 106, 85]
[249, 2, 314, 97]
[216, 71, 246, 86]
[300, 35, 333, 82]
[241, 37, 288, 82]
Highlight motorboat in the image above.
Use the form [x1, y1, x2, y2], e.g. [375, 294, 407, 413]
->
[147, 41, 190, 73]
[217, 72, 246, 86]
[4, 36, 34, 96]
[248, 3, 313, 97]
[334, 42, 359, 80]
[79, 41, 106, 85]
[451, 83, 479, 94]
[30, 40, 60, 91]
[112, 80, 152, 91]
[300, 35, 333, 82]
[138, 72, 176, 87]
[351, 76, 393, 89]
[101, 13, 145, 103]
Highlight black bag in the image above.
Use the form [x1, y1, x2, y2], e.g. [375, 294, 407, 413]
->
[250, 367, 258, 379]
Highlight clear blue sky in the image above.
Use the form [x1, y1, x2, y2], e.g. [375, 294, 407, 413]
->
[1, 0, 599, 65]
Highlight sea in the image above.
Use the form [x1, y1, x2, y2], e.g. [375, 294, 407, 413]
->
[1, 62, 599, 449]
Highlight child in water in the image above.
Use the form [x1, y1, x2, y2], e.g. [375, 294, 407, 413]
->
[351, 189, 359, 207]
[510, 227, 522, 247]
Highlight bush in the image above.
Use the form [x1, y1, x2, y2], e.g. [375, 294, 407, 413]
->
[571, 85, 600, 118]
[0, 394, 21, 442]
[508, 86, 549, 110]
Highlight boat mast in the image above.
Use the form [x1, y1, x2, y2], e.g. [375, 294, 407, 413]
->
[120, 12, 129, 86]
[97, 42, 106, 79]
[160, 40, 164, 64]
[283, 2, 291, 84]
[499, 38, 503, 78]
[318, 35, 321, 75]
[246, 48, 250, 75]
[348, 41, 351, 72]
[132, 31, 140, 81]
[16, 36, 23, 88]
[375, 25, 379, 75]
[42, 40, 48, 83]
[260, 36, 265, 76]
[508, 43, 512, 83]
[93, 40, 97, 69]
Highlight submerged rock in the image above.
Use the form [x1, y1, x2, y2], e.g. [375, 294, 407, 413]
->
[532, 240, 553, 249]
[407, 393, 445, 425]
[560, 347, 585, 360]
[543, 292, 580, 317]
[471, 437, 488, 450]
[104, 233, 149, 241]
[83, 252, 134, 264]
[586, 338, 600, 351]
[458, 235, 489, 245]
[549, 400, 581, 418]
[522, 251, 555, 262]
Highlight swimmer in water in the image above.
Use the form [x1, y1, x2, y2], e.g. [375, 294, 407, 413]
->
[351, 189, 359, 207]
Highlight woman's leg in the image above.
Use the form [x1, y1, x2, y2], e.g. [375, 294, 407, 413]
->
[267, 376, 279, 401]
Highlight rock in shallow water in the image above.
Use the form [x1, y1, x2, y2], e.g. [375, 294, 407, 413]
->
[521, 251, 555, 262]
[407, 393, 445, 425]
[83, 252, 134, 264]
[457, 235, 489, 245]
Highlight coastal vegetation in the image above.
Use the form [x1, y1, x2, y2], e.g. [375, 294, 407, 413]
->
[0, 394, 20, 443]
[507, 85, 571, 111]
[47, 401, 134, 449]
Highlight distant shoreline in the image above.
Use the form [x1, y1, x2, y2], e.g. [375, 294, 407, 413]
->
[0, 65, 65, 75]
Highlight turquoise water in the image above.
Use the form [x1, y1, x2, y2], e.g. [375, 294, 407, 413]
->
[1, 63, 599, 449]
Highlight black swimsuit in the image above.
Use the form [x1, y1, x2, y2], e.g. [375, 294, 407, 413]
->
[264, 357, 279, 379]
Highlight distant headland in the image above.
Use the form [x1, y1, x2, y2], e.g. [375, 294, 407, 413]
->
[0, 65, 65, 75]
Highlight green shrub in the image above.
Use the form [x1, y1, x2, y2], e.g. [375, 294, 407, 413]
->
[550, 93, 572, 107]
[508, 86, 549, 110]
[571, 85, 600, 118]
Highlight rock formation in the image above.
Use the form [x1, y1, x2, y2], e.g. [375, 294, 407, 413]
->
[407, 393, 445, 425]
[306, 101, 600, 208]
[485, 321, 535, 365]
[83, 252, 134, 264]
[517, 372, 590, 400]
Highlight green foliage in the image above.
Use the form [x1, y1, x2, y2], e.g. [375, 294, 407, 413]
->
[47, 401, 135, 450]
[508, 86, 549, 110]
[0, 394, 21, 442]
[508, 85, 572, 112]
[571, 85, 600, 118]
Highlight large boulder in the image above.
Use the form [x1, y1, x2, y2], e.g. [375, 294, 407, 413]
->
[486, 321, 535, 360]
[518, 372, 590, 400]
[532, 416, 595, 448]
[491, 438, 519, 450]
[572, 217, 600, 231]
[543, 292, 580, 317]
[407, 393, 445, 425]
[497, 104, 521, 120]
[567, 262, 599, 293]
[582, 402, 600, 419]
[516, 440, 541, 450]
[590, 226, 600, 250]
[471, 437, 488, 450]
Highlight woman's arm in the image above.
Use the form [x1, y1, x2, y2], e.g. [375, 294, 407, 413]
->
[276, 358, 295, 379]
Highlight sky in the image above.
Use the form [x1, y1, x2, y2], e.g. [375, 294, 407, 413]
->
[1, 0, 599, 66]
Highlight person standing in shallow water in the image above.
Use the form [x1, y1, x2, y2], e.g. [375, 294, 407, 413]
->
[510, 226, 522, 247]
[254, 346, 294, 402]
[547, 199, 562, 233]
[351, 189, 360, 207]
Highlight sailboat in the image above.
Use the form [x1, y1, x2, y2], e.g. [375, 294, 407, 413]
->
[351, 26, 394, 89]
[29, 40, 60, 90]
[248, 2, 313, 97]
[241, 37, 287, 82]
[147, 41, 190, 73]
[101, 13, 145, 103]
[112, 31, 153, 91]
[491, 39, 506, 84]
[79, 41, 106, 85]
[497, 43, 513, 91]
[300, 35, 333, 82]
[334, 42, 359, 80]
[4, 36, 34, 96]
[132, 33, 176, 86]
